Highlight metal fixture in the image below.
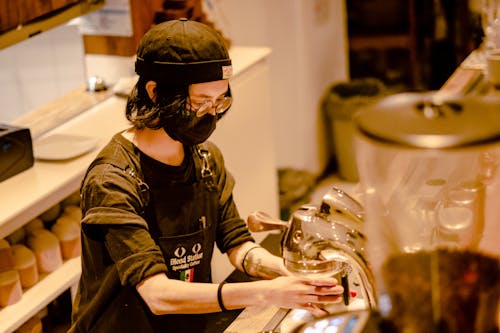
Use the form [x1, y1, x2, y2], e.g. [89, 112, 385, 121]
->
[247, 186, 377, 311]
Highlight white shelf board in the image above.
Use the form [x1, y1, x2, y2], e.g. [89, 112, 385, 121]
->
[0, 257, 81, 333]
[0, 96, 129, 239]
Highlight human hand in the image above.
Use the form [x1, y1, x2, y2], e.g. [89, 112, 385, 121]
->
[257, 276, 344, 317]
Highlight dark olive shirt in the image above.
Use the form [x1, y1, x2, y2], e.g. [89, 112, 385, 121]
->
[69, 133, 254, 332]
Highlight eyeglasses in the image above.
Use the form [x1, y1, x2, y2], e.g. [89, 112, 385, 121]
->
[188, 96, 232, 117]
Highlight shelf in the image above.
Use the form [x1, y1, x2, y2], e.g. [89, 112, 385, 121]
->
[11, 86, 113, 140]
[0, 96, 129, 239]
[0, 257, 81, 333]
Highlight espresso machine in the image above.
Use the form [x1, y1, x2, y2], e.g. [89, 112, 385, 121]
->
[248, 187, 376, 309]
[293, 92, 500, 333]
[247, 185, 378, 332]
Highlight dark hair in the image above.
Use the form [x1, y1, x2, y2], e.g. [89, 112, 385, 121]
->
[125, 77, 188, 129]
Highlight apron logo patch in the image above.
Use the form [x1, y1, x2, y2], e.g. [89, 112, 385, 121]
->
[170, 243, 203, 273]
[174, 246, 187, 258]
[180, 268, 195, 282]
[192, 243, 202, 254]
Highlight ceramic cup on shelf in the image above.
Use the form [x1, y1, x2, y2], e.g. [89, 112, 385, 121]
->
[486, 48, 500, 89]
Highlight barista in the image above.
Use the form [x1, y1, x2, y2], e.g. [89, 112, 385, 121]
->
[69, 19, 344, 332]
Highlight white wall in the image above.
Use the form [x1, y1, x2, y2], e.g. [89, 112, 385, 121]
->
[0, 24, 86, 123]
[208, 0, 349, 174]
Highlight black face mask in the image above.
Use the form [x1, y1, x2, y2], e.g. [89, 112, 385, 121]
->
[163, 111, 217, 146]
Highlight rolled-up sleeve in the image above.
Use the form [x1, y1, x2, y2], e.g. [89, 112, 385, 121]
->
[81, 163, 167, 287]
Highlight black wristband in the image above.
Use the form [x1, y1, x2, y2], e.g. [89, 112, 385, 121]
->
[217, 281, 227, 311]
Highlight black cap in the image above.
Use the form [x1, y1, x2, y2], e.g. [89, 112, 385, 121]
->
[135, 19, 232, 85]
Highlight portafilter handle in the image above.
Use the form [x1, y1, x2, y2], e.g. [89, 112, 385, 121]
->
[247, 211, 288, 232]
[247, 205, 317, 232]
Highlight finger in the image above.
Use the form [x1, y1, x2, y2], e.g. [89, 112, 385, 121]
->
[300, 292, 343, 305]
[301, 284, 343, 296]
[313, 285, 344, 295]
[316, 294, 344, 304]
[302, 278, 339, 286]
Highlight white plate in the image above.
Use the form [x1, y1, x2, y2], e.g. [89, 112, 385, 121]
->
[34, 133, 99, 161]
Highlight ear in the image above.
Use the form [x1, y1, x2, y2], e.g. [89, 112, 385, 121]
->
[145, 81, 157, 102]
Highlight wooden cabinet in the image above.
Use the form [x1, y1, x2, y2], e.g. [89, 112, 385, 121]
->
[0, 0, 104, 50]
[0, 1, 18, 33]
[346, 0, 478, 91]
[346, 0, 420, 89]
[17, 0, 80, 24]
[0, 0, 90, 33]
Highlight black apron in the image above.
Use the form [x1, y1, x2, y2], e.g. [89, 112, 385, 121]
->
[90, 146, 219, 332]
[149, 147, 218, 283]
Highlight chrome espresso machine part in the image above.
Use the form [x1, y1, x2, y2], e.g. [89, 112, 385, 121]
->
[247, 186, 377, 313]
